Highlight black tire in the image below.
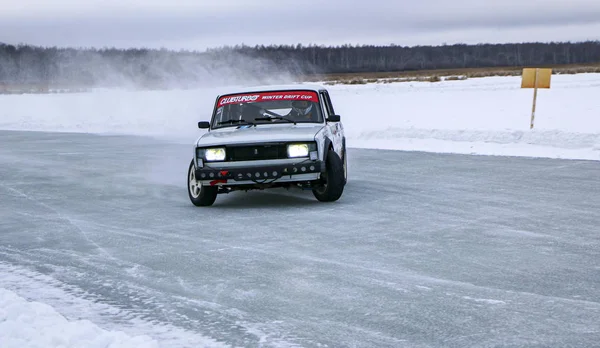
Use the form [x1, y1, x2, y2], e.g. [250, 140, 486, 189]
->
[342, 146, 348, 185]
[187, 160, 218, 206]
[312, 149, 345, 202]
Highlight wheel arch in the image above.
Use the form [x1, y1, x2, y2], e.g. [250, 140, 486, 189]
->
[322, 137, 334, 163]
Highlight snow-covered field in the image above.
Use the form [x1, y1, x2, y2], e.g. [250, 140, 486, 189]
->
[335, 74, 600, 160]
[1, 73, 599, 160]
[1, 73, 600, 347]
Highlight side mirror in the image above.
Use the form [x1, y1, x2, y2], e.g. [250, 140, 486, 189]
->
[198, 121, 210, 129]
[327, 115, 340, 122]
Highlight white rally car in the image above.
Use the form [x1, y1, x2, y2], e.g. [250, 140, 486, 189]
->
[187, 85, 347, 206]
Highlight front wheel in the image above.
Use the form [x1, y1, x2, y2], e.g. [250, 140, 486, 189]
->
[187, 160, 218, 206]
[342, 146, 348, 185]
[312, 149, 345, 202]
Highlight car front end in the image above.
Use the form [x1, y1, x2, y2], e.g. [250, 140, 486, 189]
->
[193, 125, 327, 192]
[195, 141, 325, 190]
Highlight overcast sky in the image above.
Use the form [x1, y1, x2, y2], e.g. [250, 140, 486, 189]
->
[1, 0, 600, 50]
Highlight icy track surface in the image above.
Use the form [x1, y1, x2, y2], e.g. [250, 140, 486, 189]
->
[1, 130, 600, 347]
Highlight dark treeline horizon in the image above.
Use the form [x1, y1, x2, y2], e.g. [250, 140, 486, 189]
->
[1, 40, 599, 88]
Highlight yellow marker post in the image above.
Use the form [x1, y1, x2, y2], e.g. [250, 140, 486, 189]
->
[521, 68, 552, 129]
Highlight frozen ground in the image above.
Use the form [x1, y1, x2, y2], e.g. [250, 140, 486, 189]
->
[1, 74, 600, 347]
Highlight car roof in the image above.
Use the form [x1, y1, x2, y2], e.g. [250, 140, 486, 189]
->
[217, 83, 328, 97]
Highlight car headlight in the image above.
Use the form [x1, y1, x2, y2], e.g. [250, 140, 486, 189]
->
[204, 148, 226, 161]
[287, 144, 309, 158]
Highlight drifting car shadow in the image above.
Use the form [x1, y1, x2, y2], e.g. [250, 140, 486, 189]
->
[210, 188, 323, 209]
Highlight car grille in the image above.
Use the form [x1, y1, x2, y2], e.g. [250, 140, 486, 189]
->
[226, 144, 288, 161]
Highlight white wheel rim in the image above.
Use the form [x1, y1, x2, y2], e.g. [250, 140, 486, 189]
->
[189, 166, 202, 199]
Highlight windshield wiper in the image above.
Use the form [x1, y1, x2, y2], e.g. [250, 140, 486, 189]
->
[218, 119, 255, 126]
[254, 116, 296, 125]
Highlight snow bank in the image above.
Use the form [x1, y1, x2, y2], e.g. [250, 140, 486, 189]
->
[1, 73, 599, 160]
[0, 264, 229, 348]
[0, 288, 159, 348]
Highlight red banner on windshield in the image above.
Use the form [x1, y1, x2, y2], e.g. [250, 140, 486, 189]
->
[218, 91, 319, 106]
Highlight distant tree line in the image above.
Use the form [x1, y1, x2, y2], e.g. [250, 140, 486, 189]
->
[1, 41, 599, 88]
[216, 41, 600, 73]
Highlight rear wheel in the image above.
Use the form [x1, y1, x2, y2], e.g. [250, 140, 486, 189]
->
[312, 149, 345, 202]
[187, 160, 218, 206]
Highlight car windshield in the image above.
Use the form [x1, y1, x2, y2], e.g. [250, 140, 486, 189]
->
[211, 90, 323, 128]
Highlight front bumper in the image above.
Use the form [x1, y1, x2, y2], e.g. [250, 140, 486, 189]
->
[195, 160, 325, 185]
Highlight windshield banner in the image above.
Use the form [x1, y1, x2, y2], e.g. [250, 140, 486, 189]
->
[218, 91, 319, 106]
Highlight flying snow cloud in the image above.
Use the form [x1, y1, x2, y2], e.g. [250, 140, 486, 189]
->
[1, 0, 599, 50]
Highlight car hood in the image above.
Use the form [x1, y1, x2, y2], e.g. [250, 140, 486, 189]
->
[196, 124, 324, 147]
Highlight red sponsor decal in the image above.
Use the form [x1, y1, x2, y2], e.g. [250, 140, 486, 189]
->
[218, 91, 318, 106]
